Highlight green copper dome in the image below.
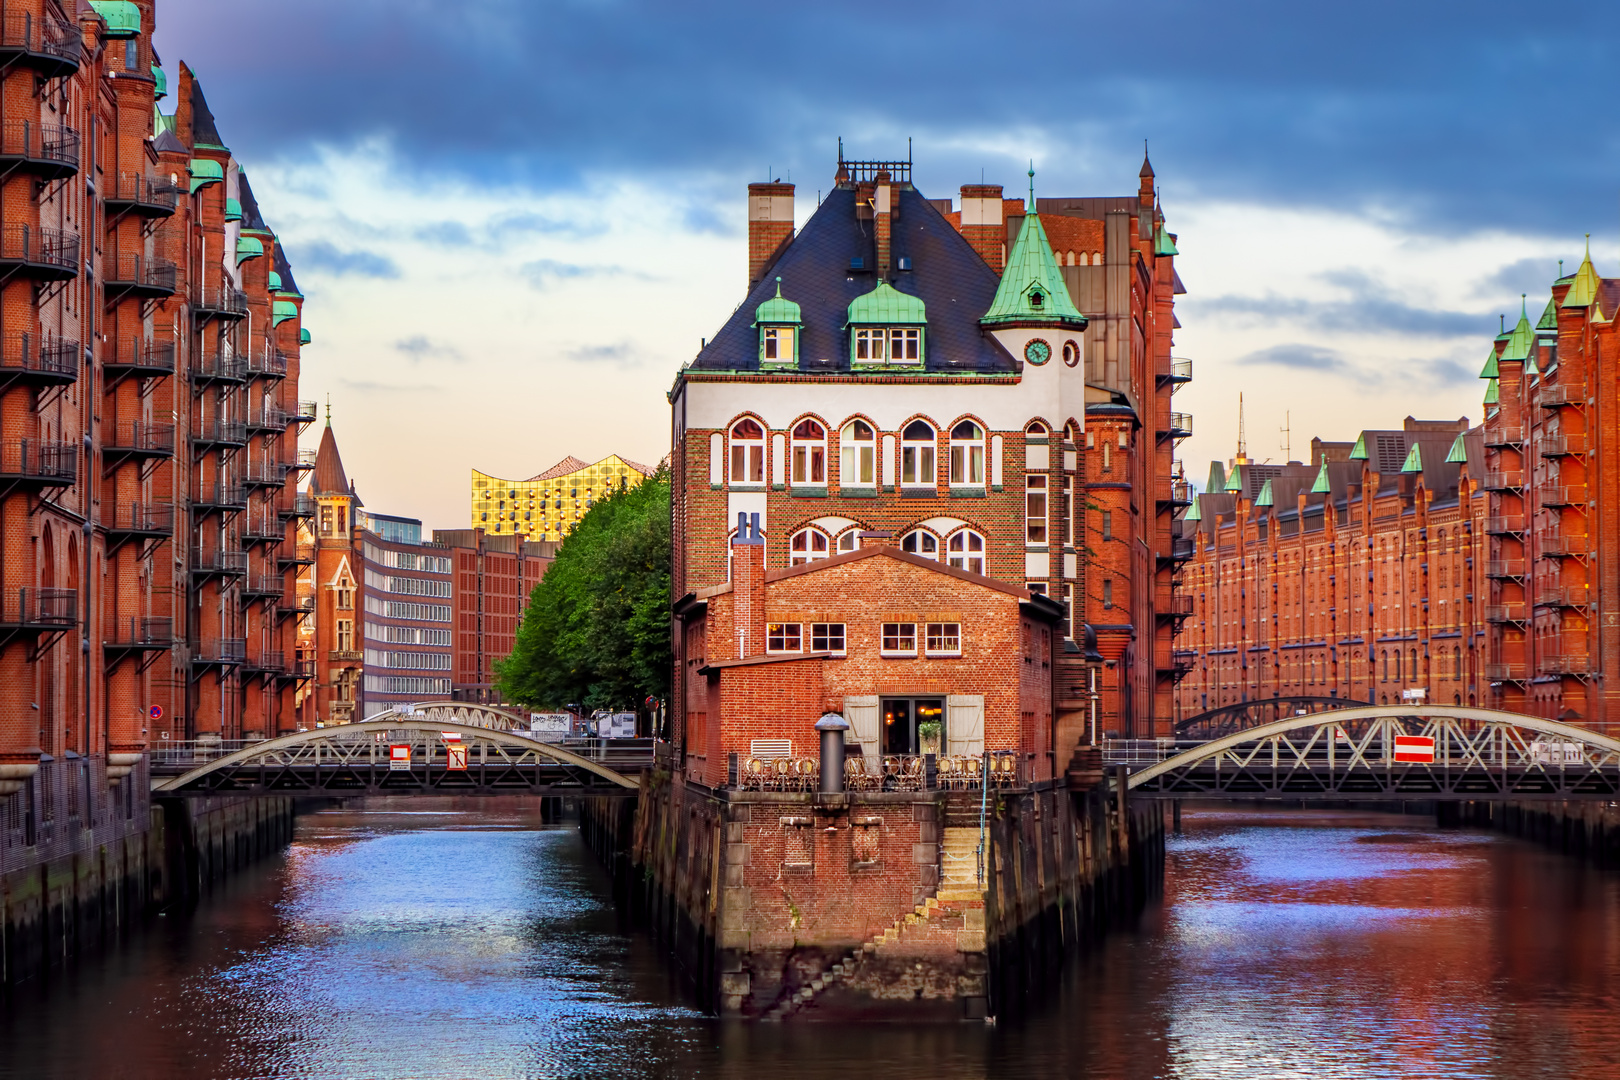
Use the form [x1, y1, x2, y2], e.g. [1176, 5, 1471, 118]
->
[847, 280, 926, 325]
[1501, 297, 1535, 362]
[980, 195, 1086, 328]
[1312, 461, 1332, 492]
[753, 278, 802, 326]
[1224, 463, 1246, 493]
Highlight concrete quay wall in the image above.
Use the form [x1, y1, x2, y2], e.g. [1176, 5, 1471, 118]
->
[1442, 799, 1620, 867]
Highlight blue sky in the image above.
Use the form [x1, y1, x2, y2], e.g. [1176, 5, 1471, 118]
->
[155, 0, 1620, 523]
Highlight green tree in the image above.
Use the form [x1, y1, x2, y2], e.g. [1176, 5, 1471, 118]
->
[495, 469, 671, 721]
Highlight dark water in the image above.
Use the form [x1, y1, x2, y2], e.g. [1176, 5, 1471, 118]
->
[5, 805, 1620, 1080]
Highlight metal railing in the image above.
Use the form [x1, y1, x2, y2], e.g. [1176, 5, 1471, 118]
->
[291, 400, 318, 424]
[246, 348, 287, 378]
[1542, 654, 1594, 675]
[108, 502, 174, 536]
[243, 573, 284, 599]
[1482, 470, 1522, 491]
[192, 419, 248, 447]
[104, 254, 177, 294]
[246, 404, 286, 431]
[1539, 383, 1582, 408]
[1539, 585, 1590, 609]
[1166, 537, 1195, 561]
[1485, 662, 1528, 681]
[104, 172, 180, 212]
[277, 592, 315, 618]
[194, 483, 247, 511]
[243, 512, 283, 542]
[735, 750, 1023, 792]
[1167, 477, 1192, 505]
[285, 657, 317, 678]
[1170, 357, 1193, 382]
[192, 638, 247, 664]
[1540, 485, 1587, 508]
[0, 225, 78, 274]
[105, 421, 175, 457]
[1540, 530, 1581, 557]
[104, 616, 173, 649]
[290, 448, 317, 472]
[1487, 559, 1525, 578]
[1168, 592, 1195, 615]
[108, 336, 175, 374]
[279, 494, 315, 519]
[191, 284, 248, 317]
[0, 12, 82, 69]
[1485, 515, 1525, 535]
[190, 549, 248, 576]
[1166, 412, 1193, 438]
[0, 587, 75, 628]
[1101, 737, 1181, 765]
[191, 350, 247, 382]
[329, 648, 363, 662]
[0, 120, 78, 172]
[0, 332, 77, 382]
[1542, 433, 1587, 457]
[1483, 424, 1522, 447]
[242, 461, 288, 487]
[0, 439, 75, 484]
[244, 651, 286, 673]
[1485, 604, 1526, 623]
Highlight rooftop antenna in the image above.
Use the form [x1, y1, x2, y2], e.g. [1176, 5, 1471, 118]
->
[1236, 392, 1247, 463]
[324, 394, 331, 427]
[1500, 314, 1505, 333]
[1280, 410, 1291, 461]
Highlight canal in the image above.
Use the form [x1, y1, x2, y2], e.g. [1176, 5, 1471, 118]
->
[3, 803, 1618, 1079]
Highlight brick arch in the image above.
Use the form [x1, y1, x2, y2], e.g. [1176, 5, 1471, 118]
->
[895, 412, 941, 439]
[724, 411, 768, 437]
[1063, 419, 1082, 445]
[1024, 417, 1053, 436]
[943, 412, 990, 438]
[785, 411, 831, 439]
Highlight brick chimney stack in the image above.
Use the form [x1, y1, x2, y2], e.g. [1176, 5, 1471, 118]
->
[732, 512, 767, 658]
[874, 169, 892, 281]
[748, 182, 795, 289]
[959, 184, 1005, 272]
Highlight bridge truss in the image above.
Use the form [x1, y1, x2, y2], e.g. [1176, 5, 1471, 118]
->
[1129, 706, 1620, 801]
[1174, 696, 1371, 741]
[150, 719, 645, 797]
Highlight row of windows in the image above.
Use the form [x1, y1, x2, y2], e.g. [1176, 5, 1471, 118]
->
[365, 623, 453, 646]
[764, 621, 962, 657]
[364, 675, 452, 695]
[364, 543, 452, 574]
[364, 569, 453, 598]
[364, 596, 452, 622]
[783, 526, 989, 574]
[363, 648, 453, 671]
[726, 417, 1066, 488]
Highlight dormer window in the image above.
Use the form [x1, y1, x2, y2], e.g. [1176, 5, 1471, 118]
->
[847, 281, 927, 368]
[1029, 289, 1045, 308]
[754, 277, 803, 370]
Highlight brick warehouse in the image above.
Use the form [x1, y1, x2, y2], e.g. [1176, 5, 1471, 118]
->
[0, 0, 312, 920]
[1171, 417, 1488, 717]
[1481, 248, 1620, 731]
[669, 148, 1188, 758]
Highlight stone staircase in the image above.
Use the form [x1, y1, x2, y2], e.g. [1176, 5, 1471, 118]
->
[762, 826, 987, 1021]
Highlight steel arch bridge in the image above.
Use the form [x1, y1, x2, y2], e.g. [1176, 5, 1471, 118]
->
[1130, 706, 1620, 801]
[150, 719, 646, 797]
[1174, 696, 1371, 741]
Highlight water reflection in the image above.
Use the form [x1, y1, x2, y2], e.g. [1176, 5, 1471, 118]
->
[3, 806, 1620, 1079]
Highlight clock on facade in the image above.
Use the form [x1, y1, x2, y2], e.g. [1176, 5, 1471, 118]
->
[1024, 338, 1051, 365]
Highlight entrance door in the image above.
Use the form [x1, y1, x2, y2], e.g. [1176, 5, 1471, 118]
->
[881, 697, 945, 755]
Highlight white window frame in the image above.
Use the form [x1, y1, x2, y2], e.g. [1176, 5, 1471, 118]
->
[888, 327, 921, 364]
[766, 622, 802, 653]
[900, 421, 936, 486]
[790, 419, 827, 486]
[789, 527, 830, 565]
[836, 529, 861, 554]
[729, 418, 766, 486]
[1026, 473, 1048, 544]
[810, 622, 846, 655]
[853, 328, 885, 363]
[839, 419, 876, 487]
[949, 421, 986, 486]
[901, 529, 939, 561]
[762, 326, 795, 362]
[924, 622, 961, 657]
[946, 530, 985, 575]
[880, 622, 917, 657]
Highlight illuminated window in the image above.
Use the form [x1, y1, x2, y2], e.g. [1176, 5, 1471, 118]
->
[881, 623, 917, 656]
[840, 419, 876, 486]
[767, 623, 802, 653]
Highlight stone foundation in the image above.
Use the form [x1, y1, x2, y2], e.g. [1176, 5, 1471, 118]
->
[1442, 799, 1620, 867]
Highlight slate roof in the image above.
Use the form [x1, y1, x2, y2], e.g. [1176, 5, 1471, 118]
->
[688, 185, 1015, 374]
[151, 129, 186, 155]
[238, 173, 268, 231]
[190, 78, 224, 148]
[273, 244, 300, 297]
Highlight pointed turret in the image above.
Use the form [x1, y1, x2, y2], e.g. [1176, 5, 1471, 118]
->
[1140, 147, 1155, 179]
[313, 420, 353, 498]
[1501, 296, 1535, 362]
[1563, 236, 1600, 309]
[980, 174, 1086, 329]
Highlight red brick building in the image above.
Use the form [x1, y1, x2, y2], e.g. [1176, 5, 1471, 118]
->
[676, 522, 1063, 789]
[431, 527, 554, 702]
[1172, 417, 1488, 716]
[1482, 250, 1620, 731]
[0, 3, 313, 811]
[669, 149, 1186, 764]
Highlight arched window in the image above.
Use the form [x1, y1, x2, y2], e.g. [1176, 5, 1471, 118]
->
[1394, 650, 1402, 680]
[947, 530, 985, 575]
[1026, 419, 1049, 438]
[790, 419, 826, 486]
[729, 418, 764, 485]
[949, 421, 985, 486]
[900, 420, 936, 486]
[789, 527, 830, 565]
[836, 529, 861, 554]
[901, 529, 939, 561]
[1381, 650, 1388, 681]
[839, 419, 876, 487]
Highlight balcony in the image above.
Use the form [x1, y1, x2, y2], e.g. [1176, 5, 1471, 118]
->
[1539, 585, 1590, 609]
[103, 421, 175, 464]
[279, 494, 316, 521]
[242, 574, 284, 601]
[242, 462, 288, 489]
[1485, 604, 1527, 623]
[190, 549, 248, 578]
[1485, 662, 1529, 681]
[1540, 530, 1582, 558]
[244, 651, 287, 675]
[0, 587, 75, 634]
[192, 483, 247, 514]
[103, 616, 173, 655]
[191, 284, 248, 320]
[1483, 423, 1522, 448]
[243, 512, 284, 545]
[245, 349, 287, 380]
[0, 332, 77, 389]
[277, 546, 316, 570]
[1542, 654, 1594, 676]
[1485, 515, 1525, 535]
[1539, 383, 1582, 408]
[0, 120, 78, 180]
[1163, 474, 1192, 507]
[1540, 485, 1587, 508]
[1159, 357, 1193, 389]
[276, 591, 315, 620]
[1541, 433, 1587, 457]
[0, 225, 78, 282]
[1481, 470, 1522, 491]
[290, 400, 319, 426]
[289, 448, 317, 474]
[192, 639, 247, 667]
[0, 12, 82, 77]
[104, 254, 177, 300]
[1163, 412, 1192, 439]
[190, 349, 247, 385]
[192, 419, 248, 450]
[0, 439, 75, 489]
[106, 502, 174, 541]
[1159, 536, 1195, 564]
[246, 404, 286, 433]
[279, 656, 317, 680]
[102, 172, 180, 218]
[1486, 559, 1525, 579]
[105, 337, 175, 380]
[1166, 593, 1195, 616]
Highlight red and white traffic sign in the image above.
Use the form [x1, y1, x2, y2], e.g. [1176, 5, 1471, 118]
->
[447, 744, 468, 771]
[440, 731, 462, 742]
[1393, 734, 1435, 763]
[389, 744, 412, 771]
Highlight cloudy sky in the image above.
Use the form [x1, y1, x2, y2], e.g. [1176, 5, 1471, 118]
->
[154, 0, 1620, 524]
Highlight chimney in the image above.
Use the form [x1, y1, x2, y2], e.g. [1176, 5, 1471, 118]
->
[732, 512, 767, 658]
[748, 182, 795, 289]
[959, 184, 1004, 272]
[874, 169, 892, 280]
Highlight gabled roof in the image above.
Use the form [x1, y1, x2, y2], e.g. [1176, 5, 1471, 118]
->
[189, 77, 225, 148]
[980, 209, 1087, 328]
[1537, 295, 1559, 331]
[1500, 300, 1535, 362]
[151, 128, 186, 155]
[273, 244, 301, 297]
[688, 186, 1013, 374]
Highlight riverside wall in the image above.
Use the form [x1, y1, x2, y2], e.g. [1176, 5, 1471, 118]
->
[1442, 799, 1620, 867]
[583, 760, 1164, 1021]
[1, 756, 293, 983]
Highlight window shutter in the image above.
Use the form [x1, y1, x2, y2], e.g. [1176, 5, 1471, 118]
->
[844, 695, 881, 774]
[946, 694, 985, 757]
